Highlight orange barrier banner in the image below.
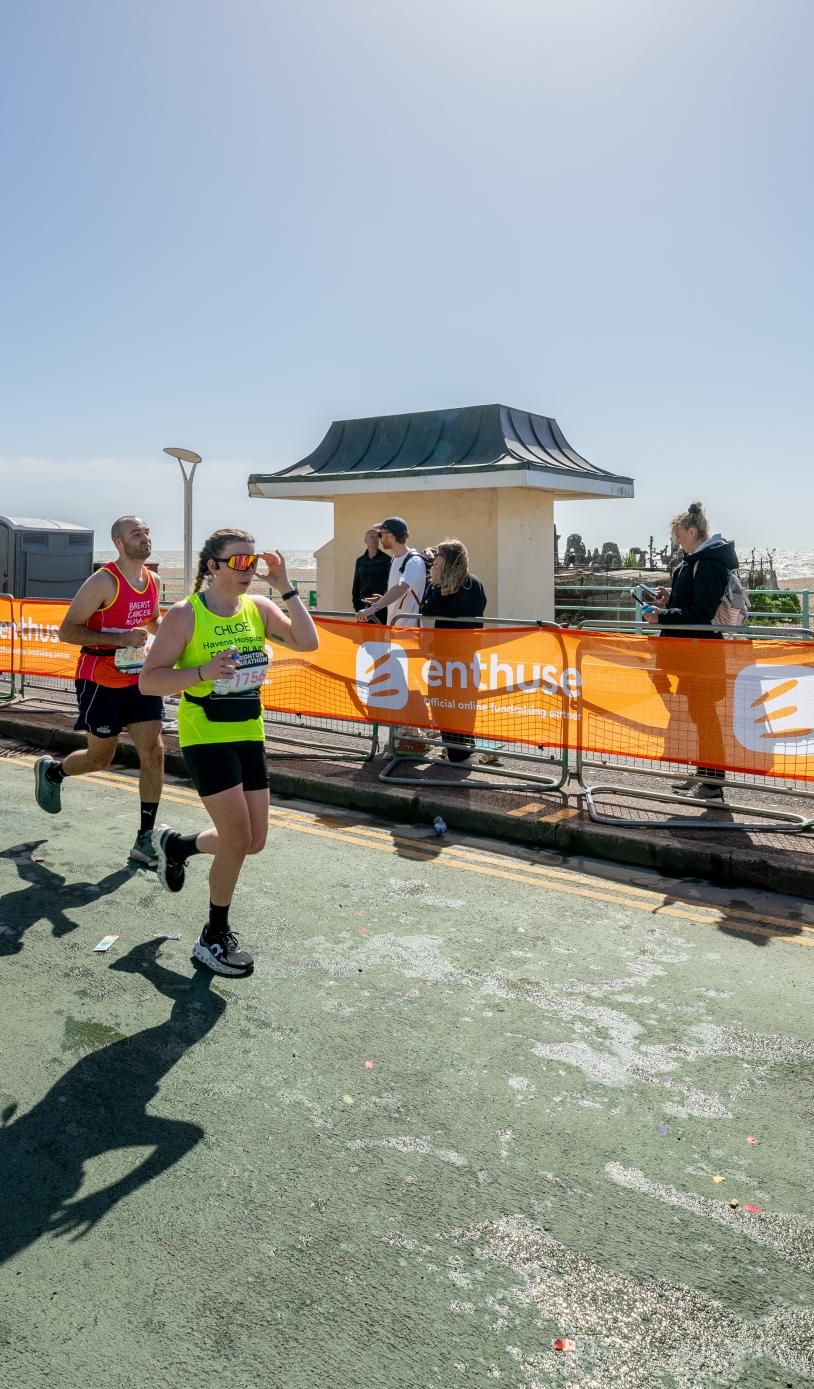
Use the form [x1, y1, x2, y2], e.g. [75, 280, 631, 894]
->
[262, 619, 578, 750]
[2, 605, 814, 781]
[264, 619, 814, 781]
[574, 629, 814, 780]
[14, 600, 79, 679]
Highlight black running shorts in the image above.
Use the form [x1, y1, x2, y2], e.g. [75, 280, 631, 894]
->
[181, 741, 269, 799]
[74, 679, 164, 739]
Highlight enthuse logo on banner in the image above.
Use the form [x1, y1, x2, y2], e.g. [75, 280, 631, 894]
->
[733, 664, 814, 757]
[355, 641, 410, 710]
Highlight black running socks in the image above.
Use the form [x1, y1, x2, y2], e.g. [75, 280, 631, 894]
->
[46, 761, 65, 785]
[140, 801, 159, 834]
[165, 831, 201, 863]
[208, 902, 230, 934]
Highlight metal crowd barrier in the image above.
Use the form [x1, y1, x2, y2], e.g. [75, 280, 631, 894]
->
[573, 621, 814, 833]
[6, 596, 814, 836]
[0, 596, 16, 702]
[376, 613, 571, 791]
[6, 601, 378, 763]
[262, 611, 378, 763]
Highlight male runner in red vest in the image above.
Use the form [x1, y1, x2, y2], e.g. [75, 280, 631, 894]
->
[33, 515, 165, 867]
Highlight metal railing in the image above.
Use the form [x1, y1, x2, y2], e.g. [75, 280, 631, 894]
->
[4, 599, 814, 834]
[157, 575, 319, 609]
[9, 601, 376, 763]
[259, 611, 376, 761]
[556, 585, 812, 630]
[572, 621, 814, 833]
[376, 613, 571, 792]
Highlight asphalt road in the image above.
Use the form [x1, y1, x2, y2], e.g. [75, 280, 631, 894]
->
[1, 747, 813, 1389]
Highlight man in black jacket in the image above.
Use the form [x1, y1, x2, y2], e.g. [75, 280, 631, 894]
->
[352, 530, 391, 625]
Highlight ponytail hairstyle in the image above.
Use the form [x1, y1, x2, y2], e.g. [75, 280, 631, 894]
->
[193, 529, 255, 592]
[671, 501, 709, 543]
[433, 538, 470, 597]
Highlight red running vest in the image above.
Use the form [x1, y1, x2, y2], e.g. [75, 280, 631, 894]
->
[76, 563, 159, 689]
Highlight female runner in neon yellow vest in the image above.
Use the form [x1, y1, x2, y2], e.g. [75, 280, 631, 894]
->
[140, 529, 318, 977]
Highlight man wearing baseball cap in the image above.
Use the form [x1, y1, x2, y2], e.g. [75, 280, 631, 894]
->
[357, 517, 427, 627]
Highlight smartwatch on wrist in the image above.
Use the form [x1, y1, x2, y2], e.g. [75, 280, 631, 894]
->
[280, 583, 298, 601]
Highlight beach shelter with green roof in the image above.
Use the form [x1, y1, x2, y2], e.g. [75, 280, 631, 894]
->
[249, 404, 633, 619]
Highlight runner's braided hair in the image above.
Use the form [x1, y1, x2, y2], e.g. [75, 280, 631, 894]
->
[193, 529, 256, 592]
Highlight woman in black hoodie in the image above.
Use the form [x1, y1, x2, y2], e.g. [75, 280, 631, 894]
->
[644, 502, 738, 800]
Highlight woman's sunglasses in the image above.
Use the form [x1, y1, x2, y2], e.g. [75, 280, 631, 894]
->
[214, 553, 259, 571]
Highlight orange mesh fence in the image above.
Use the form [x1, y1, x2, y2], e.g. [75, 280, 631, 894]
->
[576, 629, 814, 782]
[3, 606, 814, 782]
[13, 600, 80, 679]
[260, 618, 574, 752]
[262, 619, 814, 781]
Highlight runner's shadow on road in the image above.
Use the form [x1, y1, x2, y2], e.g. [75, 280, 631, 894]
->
[0, 940, 224, 1264]
[0, 841, 135, 957]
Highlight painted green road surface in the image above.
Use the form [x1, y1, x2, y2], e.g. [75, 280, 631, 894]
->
[0, 749, 813, 1389]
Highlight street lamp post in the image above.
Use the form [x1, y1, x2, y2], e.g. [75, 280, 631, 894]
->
[163, 447, 202, 594]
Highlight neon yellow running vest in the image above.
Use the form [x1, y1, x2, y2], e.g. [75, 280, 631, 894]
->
[177, 592, 267, 747]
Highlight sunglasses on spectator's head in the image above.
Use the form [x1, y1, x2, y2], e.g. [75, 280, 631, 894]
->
[214, 553, 259, 571]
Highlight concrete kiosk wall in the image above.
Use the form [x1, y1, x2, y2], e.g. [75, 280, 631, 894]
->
[322, 489, 552, 621]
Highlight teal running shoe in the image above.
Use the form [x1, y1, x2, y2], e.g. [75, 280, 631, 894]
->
[129, 830, 159, 868]
[34, 756, 62, 814]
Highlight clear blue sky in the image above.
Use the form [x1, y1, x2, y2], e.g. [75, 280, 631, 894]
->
[1, 0, 811, 557]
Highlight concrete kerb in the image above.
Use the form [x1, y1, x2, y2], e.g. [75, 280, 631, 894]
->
[3, 705, 814, 902]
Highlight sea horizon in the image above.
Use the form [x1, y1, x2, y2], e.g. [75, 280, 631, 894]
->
[94, 545, 814, 584]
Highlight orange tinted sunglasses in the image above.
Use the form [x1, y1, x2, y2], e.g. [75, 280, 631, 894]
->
[215, 553, 259, 571]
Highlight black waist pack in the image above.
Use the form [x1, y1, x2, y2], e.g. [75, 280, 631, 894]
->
[184, 691, 262, 723]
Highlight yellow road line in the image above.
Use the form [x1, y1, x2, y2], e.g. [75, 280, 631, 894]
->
[8, 754, 814, 946]
[505, 802, 580, 822]
[258, 798, 814, 936]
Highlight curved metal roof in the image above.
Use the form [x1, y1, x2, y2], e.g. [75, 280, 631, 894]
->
[252, 405, 631, 486]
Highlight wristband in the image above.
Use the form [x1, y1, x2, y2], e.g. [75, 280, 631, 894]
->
[281, 588, 298, 602]
[196, 665, 203, 682]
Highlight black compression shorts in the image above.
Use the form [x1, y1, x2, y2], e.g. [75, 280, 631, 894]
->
[181, 741, 269, 799]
